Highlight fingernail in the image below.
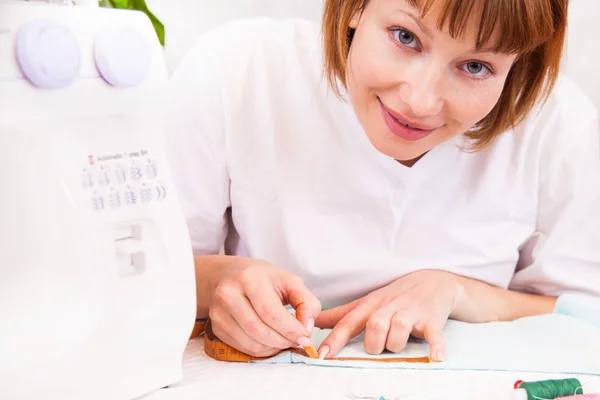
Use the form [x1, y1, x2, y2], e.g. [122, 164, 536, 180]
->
[318, 345, 329, 360]
[297, 336, 312, 347]
[306, 318, 314, 335]
[436, 350, 445, 362]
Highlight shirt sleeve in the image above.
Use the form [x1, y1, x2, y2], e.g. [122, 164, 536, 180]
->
[162, 36, 231, 256]
[509, 84, 600, 297]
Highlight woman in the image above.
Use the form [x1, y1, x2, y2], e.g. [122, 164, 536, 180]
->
[164, 0, 600, 363]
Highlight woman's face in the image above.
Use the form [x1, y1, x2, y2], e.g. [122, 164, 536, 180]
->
[346, 0, 518, 165]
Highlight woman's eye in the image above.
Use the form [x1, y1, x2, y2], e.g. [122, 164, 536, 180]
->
[461, 62, 491, 78]
[393, 28, 419, 49]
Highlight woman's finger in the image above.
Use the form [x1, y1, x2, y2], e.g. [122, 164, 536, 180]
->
[318, 300, 376, 359]
[214, 282, 295, 349]
[314, 299, 362, 329]
[421, 321, 447, 362]
[242, 273, 311, 344]
[363, 307, 394, 355]
[385, 312, 416, 353]
[283, 273, 322, 332]
[209, 309, 278, 358]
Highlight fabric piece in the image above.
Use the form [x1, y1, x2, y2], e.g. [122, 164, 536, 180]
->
[248, 314, 600, 375]
[554, 293, 600, 330]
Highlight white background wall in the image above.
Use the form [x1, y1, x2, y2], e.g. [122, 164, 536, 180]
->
[148, 0, 600, 114]
[562, 0, 600, 114]
[147, 0, 324, 74]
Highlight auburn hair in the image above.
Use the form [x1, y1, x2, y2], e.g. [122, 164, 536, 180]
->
[322, 0, 569, 150]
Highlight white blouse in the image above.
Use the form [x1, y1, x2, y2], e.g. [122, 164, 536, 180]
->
[164, 17, 600, 309]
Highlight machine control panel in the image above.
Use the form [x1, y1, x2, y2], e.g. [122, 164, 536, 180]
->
[82, 151, 167, 211]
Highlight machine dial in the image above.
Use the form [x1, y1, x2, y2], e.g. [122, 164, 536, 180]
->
[94, 27, 152, 87]
[16, 19, 82, 89]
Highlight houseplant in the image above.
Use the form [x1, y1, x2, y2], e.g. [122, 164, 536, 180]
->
[99, 0, 164, 46]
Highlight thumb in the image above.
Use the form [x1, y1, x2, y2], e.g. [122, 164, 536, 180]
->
[314, 299, 361, 329]
[282, 274, 322, 331]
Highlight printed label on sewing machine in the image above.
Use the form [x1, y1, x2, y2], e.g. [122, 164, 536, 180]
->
[93, 150, 149, 163]
[82, 151, 165, 211]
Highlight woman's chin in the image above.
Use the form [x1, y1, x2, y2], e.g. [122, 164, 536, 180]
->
[366, 132, 428, 164]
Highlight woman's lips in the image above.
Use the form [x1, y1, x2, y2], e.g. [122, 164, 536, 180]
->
[378, 98, 440, 141]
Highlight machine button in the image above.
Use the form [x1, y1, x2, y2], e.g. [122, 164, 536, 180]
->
[16, 19, 82, 89]
[94, 27, 152, 87]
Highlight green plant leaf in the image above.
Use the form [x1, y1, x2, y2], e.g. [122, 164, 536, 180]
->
[107, 0, 165, 46]
[109, 0, 129, 8]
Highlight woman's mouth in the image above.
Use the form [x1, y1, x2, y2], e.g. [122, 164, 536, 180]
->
[378, 98, 439, 141]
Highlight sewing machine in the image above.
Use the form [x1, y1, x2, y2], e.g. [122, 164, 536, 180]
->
[0, 2, 196, 399]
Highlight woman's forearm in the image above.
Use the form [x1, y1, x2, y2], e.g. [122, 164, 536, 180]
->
[194, 255, 250, 319]
[451, 275, 558, 323]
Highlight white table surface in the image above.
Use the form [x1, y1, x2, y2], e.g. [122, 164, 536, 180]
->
[141, 337, 600, 400]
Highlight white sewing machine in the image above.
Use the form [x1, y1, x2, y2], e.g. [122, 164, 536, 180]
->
[0, 1, 196, 399]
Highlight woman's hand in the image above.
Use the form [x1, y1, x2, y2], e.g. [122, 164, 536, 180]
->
[314, 269, 466, 362]
[208, 257, 322, 358]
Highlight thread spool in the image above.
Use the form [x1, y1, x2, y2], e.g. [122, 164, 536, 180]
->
[514, 379, 583, 400]
[555, 395, 600, 400]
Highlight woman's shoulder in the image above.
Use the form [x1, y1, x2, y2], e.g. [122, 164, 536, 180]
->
[508, 74, 599, 162]
[546, 75, 598, 124]
[520, 75, 598, 140]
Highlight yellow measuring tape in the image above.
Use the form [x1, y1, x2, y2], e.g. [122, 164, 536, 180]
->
[194, 319, 431, 364]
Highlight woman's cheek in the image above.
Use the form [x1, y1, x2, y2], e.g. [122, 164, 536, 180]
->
[448, 82, 504, 126]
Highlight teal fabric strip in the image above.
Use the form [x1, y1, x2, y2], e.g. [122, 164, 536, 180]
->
[554, 293, 600, 330]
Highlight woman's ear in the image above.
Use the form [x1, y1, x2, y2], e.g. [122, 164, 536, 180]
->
[349, 10, 361, 29]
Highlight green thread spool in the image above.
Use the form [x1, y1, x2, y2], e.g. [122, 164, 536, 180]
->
[518, 378, 583, 400]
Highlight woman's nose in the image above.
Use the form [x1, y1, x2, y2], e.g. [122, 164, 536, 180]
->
[398, 62, 444, 117]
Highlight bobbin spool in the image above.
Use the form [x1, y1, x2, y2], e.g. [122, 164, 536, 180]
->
[515, 393, 600, 400]
[513, 378, 586, 400]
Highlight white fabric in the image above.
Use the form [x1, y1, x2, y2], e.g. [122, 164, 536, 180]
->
[231, 313, 600, 376]
[555, 293, 600, 330]
[164, 17, 600, 310]
[140, 337, 600, 400]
